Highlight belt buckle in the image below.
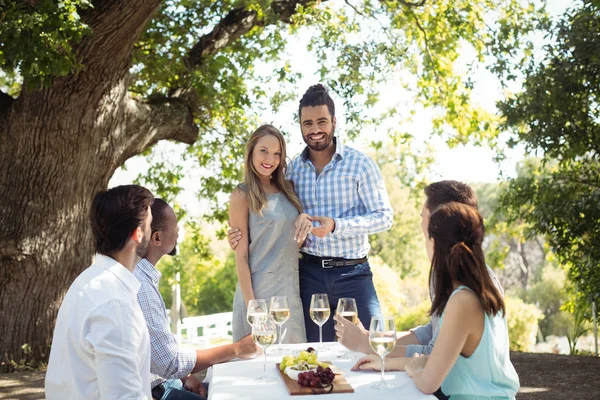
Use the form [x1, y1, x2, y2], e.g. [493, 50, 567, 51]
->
[321, 258, 334, 269]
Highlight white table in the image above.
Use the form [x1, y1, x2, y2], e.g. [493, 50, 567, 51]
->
[207, 342, 435, 399]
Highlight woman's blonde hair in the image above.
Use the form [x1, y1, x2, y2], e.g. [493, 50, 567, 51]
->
[243, 125, 303, 215]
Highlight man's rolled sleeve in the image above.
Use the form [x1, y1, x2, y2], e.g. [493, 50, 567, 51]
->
[405, 343, 434, 357]
[410, 322, 433, 345]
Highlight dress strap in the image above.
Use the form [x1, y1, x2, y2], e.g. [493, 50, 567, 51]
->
[449, 285, 474, 298]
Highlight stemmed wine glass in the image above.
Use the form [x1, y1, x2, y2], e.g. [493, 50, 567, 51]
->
[309, 293, 331, 350]
[252, 316, 277, 381]
[369, 316, 397, 390]
[247, 299, 268, 327]
[270, 296, 290, 353]
[336, 298, 358, 359]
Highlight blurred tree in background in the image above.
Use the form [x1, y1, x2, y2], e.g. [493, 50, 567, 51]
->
[497, 1, 600, 317]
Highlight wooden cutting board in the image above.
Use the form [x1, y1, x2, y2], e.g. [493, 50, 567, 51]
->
[275, 361, 355, 396]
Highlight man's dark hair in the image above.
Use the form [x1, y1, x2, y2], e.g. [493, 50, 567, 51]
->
[424, 180, 478, 212]
[90, 185, 154, 255]
[151, 198, 171, 233]
[298, 84, 335, 120]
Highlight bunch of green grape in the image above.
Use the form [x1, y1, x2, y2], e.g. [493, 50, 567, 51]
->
[279, 348, 327, 371]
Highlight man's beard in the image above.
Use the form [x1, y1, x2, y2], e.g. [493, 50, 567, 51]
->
[303, 126, 334, 152]
[136, 235, 150, 258]
[168, 246, 177, 256]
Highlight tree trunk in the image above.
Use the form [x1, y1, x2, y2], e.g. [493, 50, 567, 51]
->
[0, 0, 202, 370]
[0, 85, 120, 370]
[0, 0, 308, 371]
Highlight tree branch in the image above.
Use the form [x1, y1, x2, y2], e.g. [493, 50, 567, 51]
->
[117, 96, 199, 163]
[77, 0, 163, 79]
[184, 0, 316, 69]
[397, 0, 426, 7]
[410, 11, 439, 83]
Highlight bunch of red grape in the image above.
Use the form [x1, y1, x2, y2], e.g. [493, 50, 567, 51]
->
[297, 366, 335, 388]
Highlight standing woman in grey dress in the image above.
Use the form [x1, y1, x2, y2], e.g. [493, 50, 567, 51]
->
[230, 125, 307, 343]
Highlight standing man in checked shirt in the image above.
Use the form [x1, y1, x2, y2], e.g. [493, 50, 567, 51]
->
[229, 84, 393, 342]
[136, 199, 259, 400]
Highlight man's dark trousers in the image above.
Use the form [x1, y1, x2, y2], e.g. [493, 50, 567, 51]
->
[299, 258, 381, 342]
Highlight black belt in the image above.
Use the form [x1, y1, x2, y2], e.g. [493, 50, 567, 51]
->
[300, 252, 367, 268]
[151, 383, 165, 400]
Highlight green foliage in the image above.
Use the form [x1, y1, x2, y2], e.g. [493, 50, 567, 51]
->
[394, 301, 431, 333]
[505, 296, 544, 352]
[368, 141, 432, 278]
[124, 0, 548, 224]
[519, 264, 571, 339]
[369, 255, 431, 333]
[472, 182, 512, 271]
[499, 1, 600, 160]
[566, 301, 591, 355]
[5, 343, 46, 372]
[133, 150, 188, 220]
[1, 0, 548, 228]
[0, 69, 21, 96]
[195, 253, 237, 315]
[499, 159, 600, 306]
[0, 0, 92, 87]
[497, 2, 600, 307]
[156, 220, 236, 315]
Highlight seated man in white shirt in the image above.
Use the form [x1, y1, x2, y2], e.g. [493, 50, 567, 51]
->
[45, 184, 155, 400]
[335, 180, 504, 362]
[135, 199, 259, 400]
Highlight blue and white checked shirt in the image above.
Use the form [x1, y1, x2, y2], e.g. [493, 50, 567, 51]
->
[287, 138, 393, 259]
[134, 258, 196, 389]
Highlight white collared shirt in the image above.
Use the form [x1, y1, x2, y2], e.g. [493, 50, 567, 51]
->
[45, 253, 151, 400]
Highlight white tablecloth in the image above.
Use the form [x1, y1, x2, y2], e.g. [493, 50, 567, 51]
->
[207, 342, 435, 399]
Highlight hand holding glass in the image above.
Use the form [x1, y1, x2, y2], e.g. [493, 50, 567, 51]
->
[369, 316, 396, 389]
[252, 317, 277, 381]
[336, 298, 358, 359]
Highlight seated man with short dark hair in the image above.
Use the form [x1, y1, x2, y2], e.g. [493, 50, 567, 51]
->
[135, 199, 259, 400]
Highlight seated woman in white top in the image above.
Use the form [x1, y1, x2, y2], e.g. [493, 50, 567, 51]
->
[354, 202, 519, 400]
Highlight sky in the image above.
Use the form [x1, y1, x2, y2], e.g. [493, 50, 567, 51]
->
[110, 0, 573, 215]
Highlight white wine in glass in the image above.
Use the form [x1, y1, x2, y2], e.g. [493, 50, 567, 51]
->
[370, 336, 396, 357]
[369, 316, 397, 390]
[270, 308, 291, 324]
[309, 293, 331, 348]
[309, 307, 331, 325]
[252, 317, 277, 382]
[247, 299, 268, 326]
[336, 298, 358, 359]
[338, 311, 358, 324]
[252, 331, 276, 347]
[270, 296, 290, 353]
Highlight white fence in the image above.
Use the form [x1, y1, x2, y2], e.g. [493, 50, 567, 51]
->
[177, 312, 234, 348]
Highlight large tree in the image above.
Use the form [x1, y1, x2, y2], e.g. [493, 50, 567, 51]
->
[0, 0, 543, 369]
[497, 0, 600, 311]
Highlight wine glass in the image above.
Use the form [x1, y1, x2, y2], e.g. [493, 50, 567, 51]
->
[336, 298, 358, 359]
[309, 293, 331, 349]
[269, 296, 290, 353]
[247, 299, 268, 327]
[369, 316, 397, 389]
[252, 316, 277, 381]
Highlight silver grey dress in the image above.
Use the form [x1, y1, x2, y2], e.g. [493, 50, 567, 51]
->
[232, 189, 307, 343]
